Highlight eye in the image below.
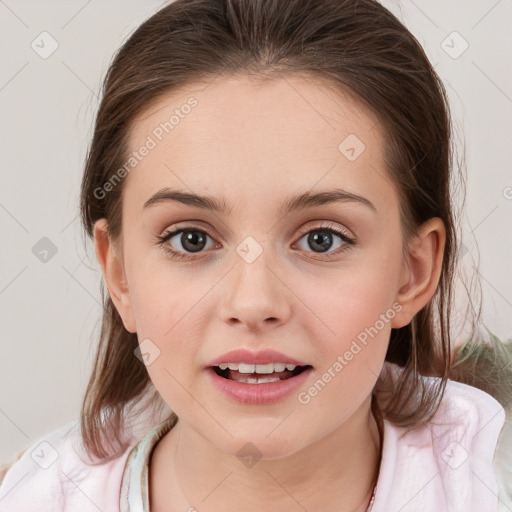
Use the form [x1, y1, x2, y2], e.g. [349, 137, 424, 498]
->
[293, 223, 355, 258]
[156, 227, 218, 260]
[155, 222, 355, 261]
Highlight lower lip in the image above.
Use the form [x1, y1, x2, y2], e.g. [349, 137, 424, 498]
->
[206, 367, 313, 405]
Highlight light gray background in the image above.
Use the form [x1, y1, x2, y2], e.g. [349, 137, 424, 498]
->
[1, 0, 511, 463]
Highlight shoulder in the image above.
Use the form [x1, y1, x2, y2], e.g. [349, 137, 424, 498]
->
[375, 364, 510, 511]
[494, 406, 512, 512]
[0, 419, 133, 512]
[439, 378, 512, 510]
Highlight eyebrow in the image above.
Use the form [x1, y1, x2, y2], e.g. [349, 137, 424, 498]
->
[143, 187, 377, 216]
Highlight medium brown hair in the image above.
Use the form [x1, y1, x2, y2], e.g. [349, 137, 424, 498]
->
[78, 0, 512, 461]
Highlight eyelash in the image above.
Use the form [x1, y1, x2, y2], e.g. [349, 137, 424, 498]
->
[155, 222, 356, 261]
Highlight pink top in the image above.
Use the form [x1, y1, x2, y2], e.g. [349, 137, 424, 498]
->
[1, 362, 511, 511]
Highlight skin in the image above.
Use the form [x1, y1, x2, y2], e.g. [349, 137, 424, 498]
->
[94, 73, 446, 512]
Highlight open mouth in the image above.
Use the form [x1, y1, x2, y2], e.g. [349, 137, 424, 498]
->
[211, 365, 312, 384]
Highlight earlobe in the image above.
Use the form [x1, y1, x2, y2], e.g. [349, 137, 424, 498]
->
[93, 219, 137, 333]
[390, 217, 446, 329]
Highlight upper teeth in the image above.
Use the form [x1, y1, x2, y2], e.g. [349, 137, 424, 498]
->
[217, 363, 298, 373]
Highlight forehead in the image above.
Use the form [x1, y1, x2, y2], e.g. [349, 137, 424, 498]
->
[122, 73, 396, 216]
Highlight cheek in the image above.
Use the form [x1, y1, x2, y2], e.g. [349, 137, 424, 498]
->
[128, 268, 217, 364]
[294, 256, 402, 361]
[296, 278, 394, 414]
[127, 258, 204, 333]
[306, 261, 401, 325]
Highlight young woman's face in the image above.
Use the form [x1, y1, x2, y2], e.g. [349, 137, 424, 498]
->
[108, 73, 413, 457]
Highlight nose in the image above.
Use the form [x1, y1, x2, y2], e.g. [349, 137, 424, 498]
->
[218, 251, 292, 333]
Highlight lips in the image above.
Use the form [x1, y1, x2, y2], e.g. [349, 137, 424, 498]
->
[205, 348, 310, 367]
[207, 364, 313, 404]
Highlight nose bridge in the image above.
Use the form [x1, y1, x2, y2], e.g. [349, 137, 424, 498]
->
[238, 242, 273, 292]
[219, 234, 291, 329]
[233, 234, 279, 300]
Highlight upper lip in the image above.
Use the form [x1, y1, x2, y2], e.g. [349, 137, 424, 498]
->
[206, 348, 310, 367]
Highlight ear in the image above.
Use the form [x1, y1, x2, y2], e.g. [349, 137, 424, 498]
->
[391, 217, 446, 329]
[93, 219, 137, 333]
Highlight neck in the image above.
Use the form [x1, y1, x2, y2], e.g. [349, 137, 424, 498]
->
[150, 395, 382, 512]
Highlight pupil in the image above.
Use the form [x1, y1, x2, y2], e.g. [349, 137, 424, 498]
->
[308, 231, 332, 253]
[182, 231, 206, 252]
